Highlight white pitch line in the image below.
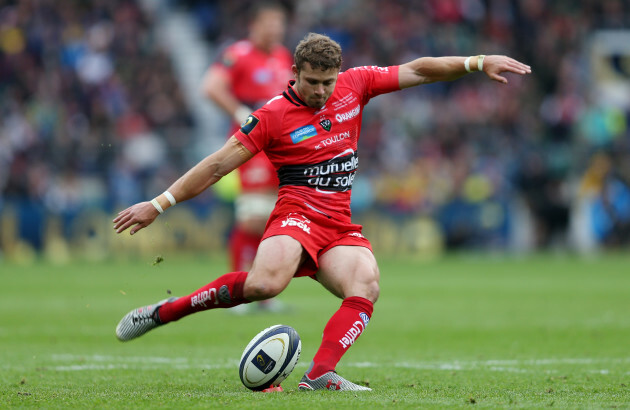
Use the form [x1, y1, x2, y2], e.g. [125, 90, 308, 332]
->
[51, 354, 189, 364]
[389, 357, 630, 369]
[41, 354, 630, 373]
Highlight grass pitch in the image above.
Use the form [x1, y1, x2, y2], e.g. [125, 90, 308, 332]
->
[1, 252, 629, 408]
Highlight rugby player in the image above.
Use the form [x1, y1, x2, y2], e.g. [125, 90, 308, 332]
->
[202, 1, 292, 313]
[114, 33, 531, 391]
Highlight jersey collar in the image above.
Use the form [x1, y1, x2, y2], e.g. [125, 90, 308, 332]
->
[283, 80, 308, 107]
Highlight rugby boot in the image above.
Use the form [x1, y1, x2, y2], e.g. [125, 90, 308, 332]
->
[116, 297, 177, 341]
[298, 371, 371, 391]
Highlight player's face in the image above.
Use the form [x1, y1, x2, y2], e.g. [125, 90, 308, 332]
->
[293, 63, 339, 109]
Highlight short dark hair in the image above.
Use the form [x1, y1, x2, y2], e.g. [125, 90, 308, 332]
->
[294, 33, 343, 72]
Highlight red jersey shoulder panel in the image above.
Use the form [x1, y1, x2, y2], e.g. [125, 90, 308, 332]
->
[236, 94, 287, 155]
[341, 65, 401, 104]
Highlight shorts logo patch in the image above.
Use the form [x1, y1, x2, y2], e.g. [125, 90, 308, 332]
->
[290, 125, 317, 144]
[240, 115, 259, 135]
[280, 213, 311, 234]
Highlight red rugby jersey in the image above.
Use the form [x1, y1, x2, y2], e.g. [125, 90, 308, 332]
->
[236, 65, 400, 219]
[213, 39, 293, 109]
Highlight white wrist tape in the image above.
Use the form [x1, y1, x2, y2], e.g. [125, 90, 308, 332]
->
[464, 56, 473, 73]
[150, 198, 164, 214]
[477, 54, 485, 72]
[163, 191, 176, 206]
[233, 105, 251, 126]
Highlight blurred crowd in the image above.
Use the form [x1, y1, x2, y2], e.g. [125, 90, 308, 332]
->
[0, 0, 193, 246]
[2, 0, 630, 254]
[188, 0, 630, 250]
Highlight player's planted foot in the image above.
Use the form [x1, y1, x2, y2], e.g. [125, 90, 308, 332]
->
[298, 371, 371, 391]
[261, 385, 284, 393]
[116, 297, 177, 341]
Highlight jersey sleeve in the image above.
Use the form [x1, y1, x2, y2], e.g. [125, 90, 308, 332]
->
[235, 107, 272, 155]
[345, 65, 400, 104]
[235, 114, 263, 155]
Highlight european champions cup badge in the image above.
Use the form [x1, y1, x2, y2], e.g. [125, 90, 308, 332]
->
[320, 118, 332, 131]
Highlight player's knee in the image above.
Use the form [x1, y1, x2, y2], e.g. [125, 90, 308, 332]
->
[243, 277, 287, 300]
[364, 277, 380, 303]
[353, 263, 380, 303]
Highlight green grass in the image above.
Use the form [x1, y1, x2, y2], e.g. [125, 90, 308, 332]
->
[1, 252, 629, 408]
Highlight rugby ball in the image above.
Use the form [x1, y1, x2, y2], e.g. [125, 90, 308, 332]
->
[239, 324, 301, 391]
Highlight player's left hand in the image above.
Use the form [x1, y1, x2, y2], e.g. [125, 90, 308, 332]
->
[482, 55, 531, 84]
[113, 202, 160, 235]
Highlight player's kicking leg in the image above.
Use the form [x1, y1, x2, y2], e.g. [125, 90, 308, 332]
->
[115, 269, 249, 341]
[115, 236, 303, 341]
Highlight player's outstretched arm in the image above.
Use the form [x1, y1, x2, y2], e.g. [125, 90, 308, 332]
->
[113, 136, 253, 235]
[398, 55, 531, 89]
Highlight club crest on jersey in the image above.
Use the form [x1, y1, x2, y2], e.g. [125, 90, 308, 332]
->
[290, 125, 317, 144]
[240, 115, 259, 135]
[319, 118, 332, 131]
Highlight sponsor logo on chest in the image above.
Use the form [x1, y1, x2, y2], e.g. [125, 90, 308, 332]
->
[315, 131, 351, 150]
[290, 125, 318, 144]
[288, 99, 359, 147]
[335, 105, 360, 123]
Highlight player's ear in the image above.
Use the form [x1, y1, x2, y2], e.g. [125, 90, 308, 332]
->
[291, 64, 299, 79]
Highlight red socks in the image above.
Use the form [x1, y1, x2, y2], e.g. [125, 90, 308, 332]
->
[156, 276, 373, 379]
[307, 296, 374, 379]
[157, 271, 249, 323]
[229, 227, 262, 271]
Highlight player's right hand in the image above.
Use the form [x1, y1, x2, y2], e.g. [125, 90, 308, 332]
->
[482, 55, 531, 84]
[113, 202, 160, 235]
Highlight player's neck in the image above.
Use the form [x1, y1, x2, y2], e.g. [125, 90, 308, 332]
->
[289, 82, 305, 101]
[289, 82, 322, 110]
